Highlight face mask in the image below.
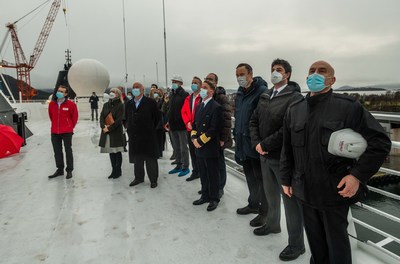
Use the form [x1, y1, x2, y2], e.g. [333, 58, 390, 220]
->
[109, 92, 116, 99]
[271, 71, 283, 84]
[153, 93, 159, 99]
[171, 83, 179, 90]
[237, 76, 248, 88]
[126, 95, 132, 100]
[307, 73, 327, 92]
[199, 89, 208, 99]
[191, 84, 198, 92]
[132, 88, 140, 97]
[56, 92, 64, 99]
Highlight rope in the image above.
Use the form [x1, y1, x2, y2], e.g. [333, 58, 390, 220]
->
[13, 0, 51, 24]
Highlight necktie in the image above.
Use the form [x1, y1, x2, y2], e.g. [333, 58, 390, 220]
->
[271, 89, 278, 99]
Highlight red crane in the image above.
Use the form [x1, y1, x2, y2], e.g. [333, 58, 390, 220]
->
[0, 0, 62, 100]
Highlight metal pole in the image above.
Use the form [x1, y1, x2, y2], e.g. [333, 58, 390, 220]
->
[156, 62, 159, 86]
[162, 0, 168, 89]
[122, 0, 129, 94]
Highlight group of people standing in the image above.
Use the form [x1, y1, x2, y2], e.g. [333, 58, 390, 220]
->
[47, 58, 391, 264]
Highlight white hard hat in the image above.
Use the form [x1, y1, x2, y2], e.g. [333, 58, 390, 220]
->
[171, 74, 183, 83]
[328, 128, 367, 159]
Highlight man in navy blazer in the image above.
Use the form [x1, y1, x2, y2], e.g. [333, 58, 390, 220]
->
[191, 80, 223, 211]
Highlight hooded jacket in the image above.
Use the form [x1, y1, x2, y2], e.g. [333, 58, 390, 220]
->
[234, 76, 268, 163]
[249, 81, 303, 159]
[280, 89, 391, 207]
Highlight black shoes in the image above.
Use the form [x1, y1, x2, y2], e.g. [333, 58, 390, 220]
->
[108, 173, 114, 179]
[250, 214, 267, 227]
[48, 170, 64, 179]
[193, 198, 209, 205]
[66, 171, 73, 179]
[236, 206, 259, 215]
[253, 224, 281, 236]
[207, 201, 219, 211]
[186, 173, 200, 181]
[279, 245, 305, 261]
[198, 190, 202, 195]
[129, 179, 144, 187]
[150, 182, 158, 188]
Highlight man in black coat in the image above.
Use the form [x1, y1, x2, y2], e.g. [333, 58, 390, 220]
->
[250, 59, 305, 261]
[280, 60, 391, 264]
[205, 73, 232, 198]
[191, 80, 223, 211]
[89, 92, 99, 121]
[125, 82, 160, 188]
[165, 75, 190, 177]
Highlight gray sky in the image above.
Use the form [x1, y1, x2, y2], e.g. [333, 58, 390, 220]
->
[1, 0, 400, 91]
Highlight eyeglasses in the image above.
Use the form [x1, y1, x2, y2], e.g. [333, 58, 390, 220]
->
[204, 77, 215, 82]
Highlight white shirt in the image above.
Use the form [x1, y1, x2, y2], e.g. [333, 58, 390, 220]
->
[270, 84, 288, 99]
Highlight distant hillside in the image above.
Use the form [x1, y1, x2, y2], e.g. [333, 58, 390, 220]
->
[0, 74, 51, 100]
[335, 83, 400, 91]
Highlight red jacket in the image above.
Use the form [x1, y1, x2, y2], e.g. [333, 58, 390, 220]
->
[181, 93, 201, 131]
[48, 99, 78, 134]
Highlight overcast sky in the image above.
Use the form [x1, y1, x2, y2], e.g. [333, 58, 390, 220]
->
[1, 0, 400, 91]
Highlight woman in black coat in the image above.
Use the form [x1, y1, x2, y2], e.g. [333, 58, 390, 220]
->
[99, 88, 126, 179]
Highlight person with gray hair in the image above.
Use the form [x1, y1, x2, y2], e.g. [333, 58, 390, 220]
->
[125, 82, 160, 188]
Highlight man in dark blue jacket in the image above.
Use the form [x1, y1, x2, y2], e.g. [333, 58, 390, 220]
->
[234, 63, 268, 215]
[280, 60, 391, 264]
[191, 80, 223, 211]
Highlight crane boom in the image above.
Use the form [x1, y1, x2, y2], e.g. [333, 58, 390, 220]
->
[29, 0, 61, 68]
[0, 0, 62, 100]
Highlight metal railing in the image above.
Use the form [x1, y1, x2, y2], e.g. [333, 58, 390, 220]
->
[225, 112, 400, 262]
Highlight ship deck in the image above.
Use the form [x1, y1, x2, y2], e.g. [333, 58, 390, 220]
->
[0, 103, 389, 263]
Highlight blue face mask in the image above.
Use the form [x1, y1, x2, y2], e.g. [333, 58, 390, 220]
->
[126, 95, 132, 100]
[307, 73, 327, 92]
[171, 83, 179, 90]
[56, 91, 64, 99]
[153, 93, 159, 99]
[199, 89, 208, 99]
[132, 88, 140, 97]
[191, 84, 198, 92]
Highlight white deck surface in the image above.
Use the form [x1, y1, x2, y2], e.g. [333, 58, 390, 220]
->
[0, 103, 387, 264]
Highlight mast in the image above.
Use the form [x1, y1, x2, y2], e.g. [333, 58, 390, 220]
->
[122, 0, 128, 94]
[162, 0, 168, 90]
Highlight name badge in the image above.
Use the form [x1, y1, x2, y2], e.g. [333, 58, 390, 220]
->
[62, 107, 69, 111]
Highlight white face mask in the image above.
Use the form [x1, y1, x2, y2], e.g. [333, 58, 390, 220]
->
[237, 76, 248, 87]
[271, 70, 284, 84]
[109, 92, 116, 99]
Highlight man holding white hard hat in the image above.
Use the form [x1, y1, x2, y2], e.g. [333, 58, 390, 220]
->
[280, 60, 391, 264]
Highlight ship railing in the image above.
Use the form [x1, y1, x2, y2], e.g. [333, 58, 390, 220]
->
[224, 136, 400, 263]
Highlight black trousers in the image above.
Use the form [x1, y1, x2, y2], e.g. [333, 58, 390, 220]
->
[187, 132, 199, 175]
[302, 204, 351, 264]
[91, 108, 98, 120]
[242, 158, 264, 211]
[109, 152, 122, 176]
[51, 133, 73, 172]
[218, 148, 227, 190]
[156, 129, 166, 158]
[198, 157, 220, 202]
[134, 154, 158, 183]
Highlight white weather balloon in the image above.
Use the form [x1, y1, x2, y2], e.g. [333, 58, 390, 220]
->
[68, 59, 110, 97]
